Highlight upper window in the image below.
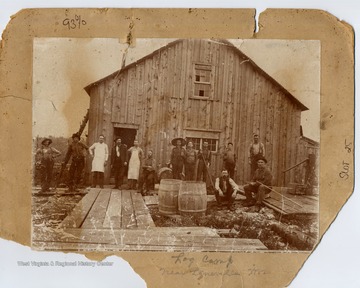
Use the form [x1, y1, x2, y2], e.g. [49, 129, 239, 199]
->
[193, 64, 212, 98]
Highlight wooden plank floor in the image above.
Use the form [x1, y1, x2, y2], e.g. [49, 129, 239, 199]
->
[32, 227, 267, 252]
[263, 188, 319, 215]
[33, 187, 268, 251]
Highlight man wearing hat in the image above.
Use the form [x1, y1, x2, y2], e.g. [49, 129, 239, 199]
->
[35, 138, 61, 193]
[63, 133, 88, 191]
[111, 137, 128, 189]
[243, 156, 273, 209]
[170, 138, 186, 179]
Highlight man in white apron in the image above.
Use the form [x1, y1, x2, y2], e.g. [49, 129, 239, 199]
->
[89, 135, 109, 188]
[127, 140, 143, 189]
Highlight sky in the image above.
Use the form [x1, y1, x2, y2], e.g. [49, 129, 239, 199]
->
[33, 38, 320, 141]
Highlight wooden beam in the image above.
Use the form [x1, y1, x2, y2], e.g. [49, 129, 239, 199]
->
[81, 189, 111, 229]
[121, 190, 137, 229]
[60, 188, 101, 228]
[102, 190, 122, 229]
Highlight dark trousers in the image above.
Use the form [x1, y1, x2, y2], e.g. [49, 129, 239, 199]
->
[113, 164, 125, 188]
[172, 162, 184, 180]
[214, 188, 236, 207]
[92, 172, 104, 188]
[138, 169, 155, 192]
[68, 157, 85, 188]
[197, 161, 207, 182]
[40, 158, 54, 191]
[243, 183, 270, 205]
[184, 163, 196, 181]
[250, 156, 260, 179]
[224, 162, 236, 180]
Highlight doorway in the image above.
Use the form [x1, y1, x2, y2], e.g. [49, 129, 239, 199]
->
[113, 128, 137, 149]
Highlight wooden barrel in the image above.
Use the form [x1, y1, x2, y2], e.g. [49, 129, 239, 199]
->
[178, 181, 207, 216]
[157, 167, 173, 181]
[158, 179, 182, 215]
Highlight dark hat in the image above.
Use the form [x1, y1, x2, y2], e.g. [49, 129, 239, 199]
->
[171, 137, 186, 146]
[41, 138, 52, 145]
[72, 133, 80, 139]
[256, 155, 267, 163]
[114, 137, 122, 142]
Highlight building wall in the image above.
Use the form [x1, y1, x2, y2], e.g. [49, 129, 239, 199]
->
[87, 39, 303, 186]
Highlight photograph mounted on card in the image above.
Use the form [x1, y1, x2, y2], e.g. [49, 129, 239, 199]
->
[31, 37, 320, 253]
[0, 8, 353, 288]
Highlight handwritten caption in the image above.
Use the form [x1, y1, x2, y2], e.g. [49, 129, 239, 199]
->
[339, 139, 352, 180]
[63, 15, 87, 30]
[157, 253, 269, 280]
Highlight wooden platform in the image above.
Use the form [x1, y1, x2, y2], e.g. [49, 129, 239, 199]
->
[32, 188, 267, 252]
[263, 187, 318, 215]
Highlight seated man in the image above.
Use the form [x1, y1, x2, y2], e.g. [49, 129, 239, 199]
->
[243, 156, 273, 209]
[138, 150, 156, 196]
[214, 169, 240, 210]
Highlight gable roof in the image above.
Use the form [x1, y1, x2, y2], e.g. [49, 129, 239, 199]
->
[84, 39, 308, 111]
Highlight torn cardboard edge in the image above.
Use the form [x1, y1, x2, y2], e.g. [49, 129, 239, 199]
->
[0, 8, 354, 288]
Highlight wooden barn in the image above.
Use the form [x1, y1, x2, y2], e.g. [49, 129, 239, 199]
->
[84, 39, 309, 186]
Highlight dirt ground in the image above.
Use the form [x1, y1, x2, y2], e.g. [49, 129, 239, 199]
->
[32, 188, 318, 251]
[148, 200, 318, 251]
[32, 193, 84, 228]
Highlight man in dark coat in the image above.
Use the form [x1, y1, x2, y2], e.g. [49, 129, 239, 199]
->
[63, 133, 88, 191]
[243, 156, 273, 209]
[197, 141, 211, 182]
[214, 169, 240, 210]
[138, 150, 156, 195]
[111, 138, 128, 189]
[170, 138, 186, 180]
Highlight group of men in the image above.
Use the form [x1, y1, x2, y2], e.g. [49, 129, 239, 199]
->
[35, 134, 155, 195]
[36, 133, 272, 210]
[214, 134, 271, 211]
[87, 136, 155, 195]
[169, 137, 211, 182]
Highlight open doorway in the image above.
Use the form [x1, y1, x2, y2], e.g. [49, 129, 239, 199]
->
[113, 127, 137, 150]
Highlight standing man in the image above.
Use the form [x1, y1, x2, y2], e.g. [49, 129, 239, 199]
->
[248, 134, 265, 178]
[35, 138, 62, 193]
[89, 135, 109, 188]
[223, 142, 237, 180]
[63, 133, 88, 192]
[138, 150, 156, 195]
[127, 140, 144, 189]
[214, 169, 240, 210]
[111, 138, 128, 189]
[197, 141, 211, 182]
[170, 137, 186, 180]
[184, 141, 197, 181]
[243, 156, 272, 210]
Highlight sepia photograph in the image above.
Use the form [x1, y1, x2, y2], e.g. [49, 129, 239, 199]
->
[31, 37, 320, 252]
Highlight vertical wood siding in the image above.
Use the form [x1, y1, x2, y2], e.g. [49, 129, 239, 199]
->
[87, 39, 306, 186]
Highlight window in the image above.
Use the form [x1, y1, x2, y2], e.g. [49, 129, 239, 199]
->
[194, 64, 212, 98]
[186, 137, 218, 152]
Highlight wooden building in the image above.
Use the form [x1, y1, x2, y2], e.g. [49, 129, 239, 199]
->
[84, 39, 309, 186]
